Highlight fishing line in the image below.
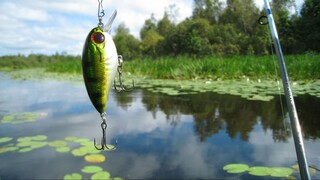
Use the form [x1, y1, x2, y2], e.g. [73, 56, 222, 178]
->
[269, 34, 286, 121]
[259, 15, 286, 122]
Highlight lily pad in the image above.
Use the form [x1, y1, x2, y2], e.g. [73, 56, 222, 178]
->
[91, 171, 111, 180]
[267, 167, 293, 177]
[48, 140, 68, 147]
[32, 135, 47, 141]
[74, 138, 91, 143]
[72, 147, 88, 157]
[16, 141, 35, 147]
[84, 154, 106, 163]
[248, 166, 271, 176]
[56, 147, 71, 153]
[17, 137, 33, 142]
[64, 173, 82, 180]
[79, 145, 101, 154]
[0, 146, 19, 153]
[30, 141, 48, 149]
[65, 136, 78, 141]
[18, 147, 33, 153]
[0, 137, 13, 143]
[292, 164, 316, 176]
[1, 114, 15, 123]
[81, 165, 103, 174]
[0, 112, 43, 124]
[223, 163, 250, 173]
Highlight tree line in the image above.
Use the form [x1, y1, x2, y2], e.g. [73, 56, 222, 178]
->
[113, 0, 320, 60]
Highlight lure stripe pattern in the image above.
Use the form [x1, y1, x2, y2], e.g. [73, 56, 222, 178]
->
[82, 27, 110, 114]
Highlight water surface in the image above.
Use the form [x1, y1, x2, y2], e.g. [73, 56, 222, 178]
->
[0, 73, 319, 179]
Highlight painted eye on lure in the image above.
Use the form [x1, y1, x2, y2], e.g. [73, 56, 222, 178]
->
[92, 32, 105, 44]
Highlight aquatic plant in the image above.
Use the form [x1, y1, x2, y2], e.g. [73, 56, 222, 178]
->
[0, 134, 122, 180]
[222, 163, 318, 178]
[0, 112, 47, 125]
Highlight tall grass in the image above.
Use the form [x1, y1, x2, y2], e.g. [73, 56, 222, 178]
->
[124, 54, 320, 80]
[45, 60, 81, 74]
[1, 54, 319, 80]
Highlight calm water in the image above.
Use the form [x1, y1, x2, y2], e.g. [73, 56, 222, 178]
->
[0, 73, 319, 179]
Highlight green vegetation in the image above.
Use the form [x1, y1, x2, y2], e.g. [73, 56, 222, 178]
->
[0, 134, 121, 180]
[1, 0, 319, 81]
[223, 163, 317, 178]
[113, 0, 320, 58]
[1, 53, 320, 81]
[124, 54, 320, 80]
[0, 53, 80, 70]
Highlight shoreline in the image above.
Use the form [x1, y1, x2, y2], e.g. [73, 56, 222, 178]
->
[1, 68, 320, 101]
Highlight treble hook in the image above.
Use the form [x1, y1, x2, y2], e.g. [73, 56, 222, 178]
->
[114, 55, 134, 92]
[94, 113, 117, 150]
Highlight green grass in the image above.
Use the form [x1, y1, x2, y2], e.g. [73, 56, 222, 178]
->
[124, 54, 320, 80]
[1, 54, 319, 80]
[45, 59, 81, 74]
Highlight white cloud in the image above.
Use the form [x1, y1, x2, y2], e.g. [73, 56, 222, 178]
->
[0, 0, 193, 56]
[0, 0, 305, 56]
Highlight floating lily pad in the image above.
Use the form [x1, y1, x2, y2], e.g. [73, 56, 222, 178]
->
[17, 137, 33, 142]
[74, 138, 91, 143]
[0, 137, 13, 143]
[84, 154, 106, 163]
[0, 146, 19, 153]
[79, 141, 93, 147]
[249, 166, 271, 176]
[48, 140, 68, 147]
[267, 167, 293, 177]
[63, 173, 82, 180]
[32, 135, 47, 141]
[72, 147, 88, 157]
[223, 163, 250, 173]
[65, 136, 78, 141]
[30, 141, 48, 149]
[56, 147, 71, 153]
[18, 147, 33, 153]
[91, 171, 110, 180]
[81, 165, 103, 174]
[292, 164, 316, 176]
[16, 141, 35, 147]
[0, 112, 44, 124]
[79, 144, 101, 154]
[1, 114, 15, 123]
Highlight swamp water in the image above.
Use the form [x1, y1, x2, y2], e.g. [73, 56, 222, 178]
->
[0, 72, 319, 179]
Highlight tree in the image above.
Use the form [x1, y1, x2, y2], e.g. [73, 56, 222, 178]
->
[140, 14, 157, 40]
[157, 12, 175, 38]
[220, 0, 260, 35]
[192, 0, 222, 24]
[113, 23, 141, 60]
[297, 0, 320, 52]
[164, 18, 213, 57]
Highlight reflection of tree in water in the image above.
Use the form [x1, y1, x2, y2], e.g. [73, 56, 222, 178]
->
[295, 95, 320, 140]
[113, 91, 134, 111]
[141, 89, 182, 125]
[136, 89, 320, 142]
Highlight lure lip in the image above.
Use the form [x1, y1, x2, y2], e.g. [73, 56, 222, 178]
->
[104, 10, 117, 33]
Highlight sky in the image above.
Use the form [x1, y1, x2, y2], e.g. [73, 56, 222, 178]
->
[0, 0, 304, 56]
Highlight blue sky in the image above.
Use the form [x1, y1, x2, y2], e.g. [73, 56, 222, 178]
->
[0, 0, 304, 56]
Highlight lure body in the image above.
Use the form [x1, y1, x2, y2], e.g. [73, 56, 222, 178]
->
[82, 27, 118, 114]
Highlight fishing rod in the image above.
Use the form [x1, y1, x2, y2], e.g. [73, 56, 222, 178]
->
[262, 0, 310, 179]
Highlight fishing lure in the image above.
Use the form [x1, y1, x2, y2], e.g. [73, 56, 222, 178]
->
[81, 0, 121, 150]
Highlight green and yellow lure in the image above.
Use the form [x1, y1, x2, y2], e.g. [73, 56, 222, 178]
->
[82, 10, 118, 150]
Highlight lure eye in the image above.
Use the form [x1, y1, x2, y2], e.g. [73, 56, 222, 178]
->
[92, 32, 105, 44]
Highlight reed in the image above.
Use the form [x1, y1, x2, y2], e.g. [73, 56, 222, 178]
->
[1, 54, 319, 80]
[124, 54, 320, 80]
